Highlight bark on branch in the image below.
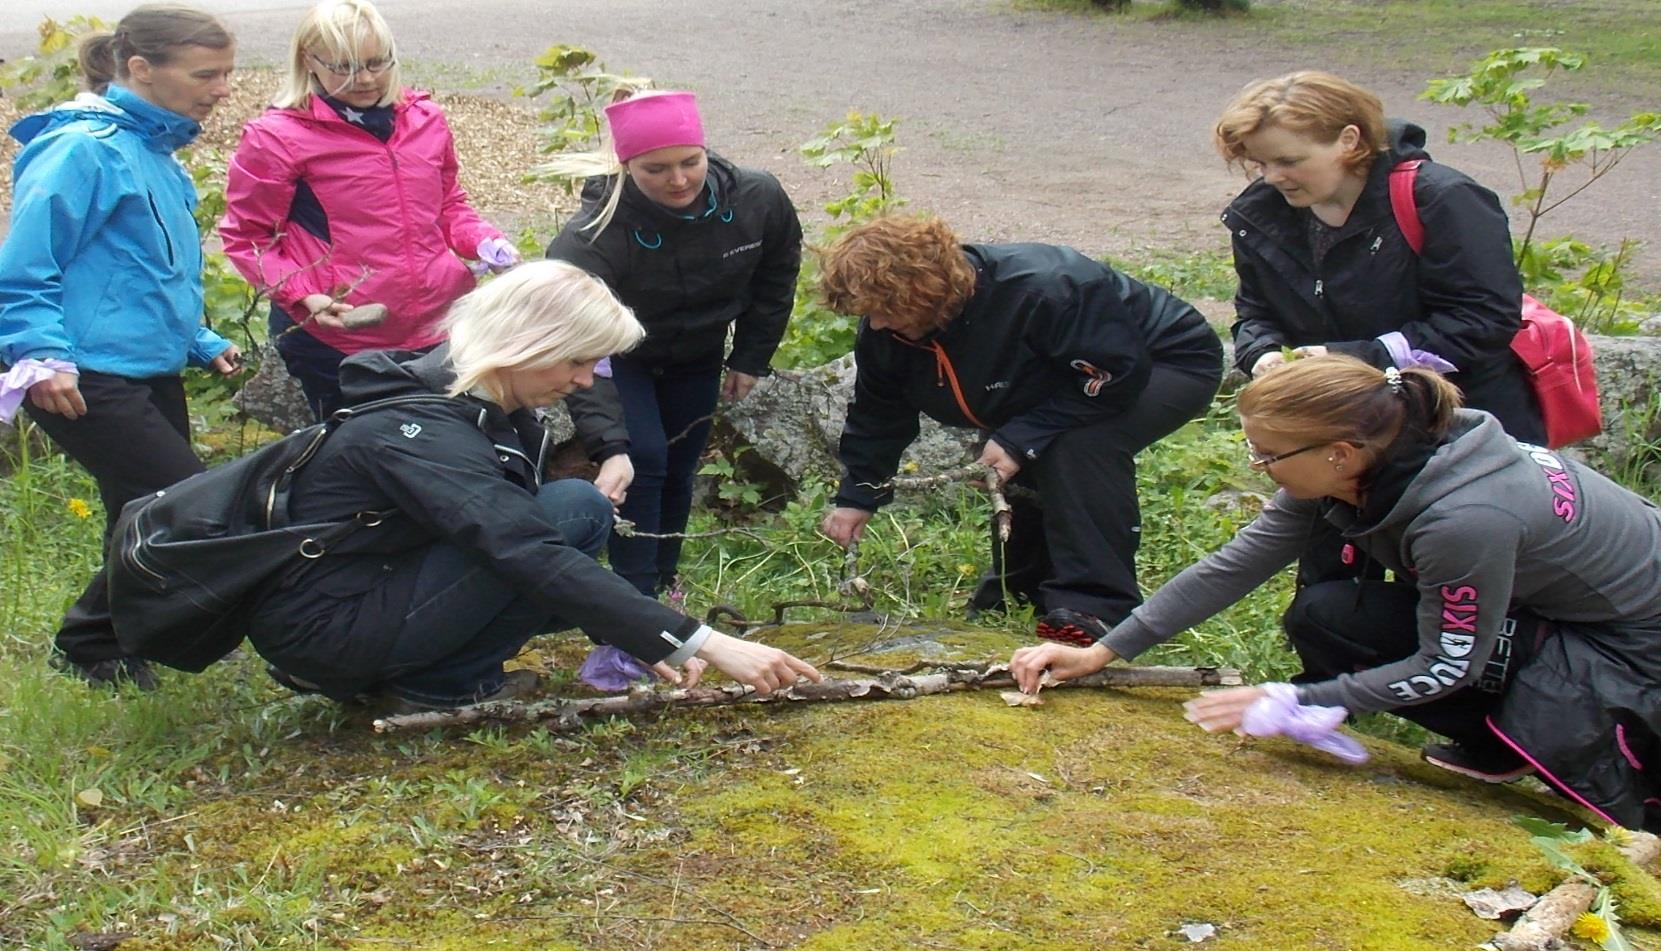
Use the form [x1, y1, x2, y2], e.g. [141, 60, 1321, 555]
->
[372, 664, 1243, 734]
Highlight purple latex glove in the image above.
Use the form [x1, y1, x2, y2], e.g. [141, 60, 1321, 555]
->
[1240, 683, 1368, 765]
[594, 356, 612, 379]
[0, 357, 76, 423]
[1377, 332, 1459, 374]
[578, 644, 655, 692]
[477, 236, 521, 270]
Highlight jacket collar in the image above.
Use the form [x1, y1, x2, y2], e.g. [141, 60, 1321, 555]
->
[10, 85, 199, 153]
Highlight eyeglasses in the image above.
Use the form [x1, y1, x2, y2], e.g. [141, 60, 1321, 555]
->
[1246, 441, 1324, 470]
[308, 52, 396, 77]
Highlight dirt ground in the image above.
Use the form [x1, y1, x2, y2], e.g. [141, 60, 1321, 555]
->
[2, 0, 1658, 285]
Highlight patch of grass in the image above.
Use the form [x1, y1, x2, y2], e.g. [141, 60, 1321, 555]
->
[1011, 0, 1661, 97]
[1113, 246, 1239, 301]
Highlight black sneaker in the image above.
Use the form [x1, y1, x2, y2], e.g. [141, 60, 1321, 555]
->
[50, 653, 160, 691]
[1422, 741, 1535, 783]
[1034, 607, 1109, 648]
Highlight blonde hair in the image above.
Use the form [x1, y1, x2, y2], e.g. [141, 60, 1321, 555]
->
[1238, 355, 1462, 453]
[79, 4, 233, 95]
[1214, 71, 1388, 175]
[274, 0, 401, 110]
[533, 81, 664, 240]
[818, 216, 978, 337]
[443, 261, 645, 401]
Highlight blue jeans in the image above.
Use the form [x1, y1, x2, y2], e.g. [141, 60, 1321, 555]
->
[374, 480, 613, 705]
[607, 354, 723, 596]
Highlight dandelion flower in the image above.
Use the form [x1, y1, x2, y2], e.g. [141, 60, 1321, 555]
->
[66, 498, 92, 519]
[1572, 911, 1611, 944]
[900, 461, 920, 474]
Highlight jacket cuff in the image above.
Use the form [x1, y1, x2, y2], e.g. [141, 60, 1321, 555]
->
[1097, 613, 1168, 662]
[1327, 339, 1391, 369]
[588, 441, 629, 464]
[661, 619, 714, 667]
[726, 357, 774, 378]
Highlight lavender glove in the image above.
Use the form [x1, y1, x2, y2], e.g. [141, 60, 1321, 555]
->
[477, 236, 521, 270]
[1377, 332, 1459, 374]
[594, 357, 612, 379]
[578, 644, 655, 692]
[0, 358, 76, 423]
[1240, 683, 1368, 765]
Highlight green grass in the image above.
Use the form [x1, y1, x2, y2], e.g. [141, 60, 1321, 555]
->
[5, 397, 1659, 947]
[1013, 0, 1661, 98]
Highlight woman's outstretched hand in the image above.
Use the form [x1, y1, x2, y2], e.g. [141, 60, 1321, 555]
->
[1008, 641, 1115, 693]
[696, 629, 822, 696]
[1182, 685, 1269, 734]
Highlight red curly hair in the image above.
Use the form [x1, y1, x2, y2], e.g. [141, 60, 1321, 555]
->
[818, 216, 978, 335]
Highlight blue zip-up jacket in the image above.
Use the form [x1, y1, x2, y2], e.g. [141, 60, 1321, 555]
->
[0, 85, 230, 376]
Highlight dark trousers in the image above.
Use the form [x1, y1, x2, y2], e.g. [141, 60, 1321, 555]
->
[607, 354, 723, 596]
[1284, 580, 1533, 754]
[971, 364, 1222, 624]
[270, 304, 351, 422]
[24, 372, 204, 662]
[253, 480, 614, 705]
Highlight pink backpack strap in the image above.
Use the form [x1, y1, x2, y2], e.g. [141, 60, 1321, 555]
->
[1388, 159, 1425, 255]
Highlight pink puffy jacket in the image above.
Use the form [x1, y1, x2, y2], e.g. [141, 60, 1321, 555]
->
[220, 89, 501, 353]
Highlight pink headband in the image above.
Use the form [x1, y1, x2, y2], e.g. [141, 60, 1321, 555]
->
[606, 91, 706, 164]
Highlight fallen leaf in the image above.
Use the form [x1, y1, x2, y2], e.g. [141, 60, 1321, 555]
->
[1461, 884, 1538, 920]
[76, 788, 103, 809]
[1000, 690, 1044, 707]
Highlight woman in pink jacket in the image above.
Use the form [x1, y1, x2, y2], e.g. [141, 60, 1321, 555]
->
[220, 0, 519, 420]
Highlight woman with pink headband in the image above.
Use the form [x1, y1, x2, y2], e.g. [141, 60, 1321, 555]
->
[545, 91, 802, 598]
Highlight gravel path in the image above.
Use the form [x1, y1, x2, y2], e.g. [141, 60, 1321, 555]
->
[4, 0, 1658, 280]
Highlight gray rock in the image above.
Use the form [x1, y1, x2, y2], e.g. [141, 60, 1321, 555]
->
[232, 350, 313, 435]
[722, 353, 981, 486]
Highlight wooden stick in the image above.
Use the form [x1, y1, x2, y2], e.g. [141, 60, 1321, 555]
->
[372, 664, 1242, 733]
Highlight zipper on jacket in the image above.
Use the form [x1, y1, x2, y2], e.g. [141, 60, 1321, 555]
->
[1314, 279, 1324, 297]
[146, 192, 177, 267]
[895, 335, 991, 430]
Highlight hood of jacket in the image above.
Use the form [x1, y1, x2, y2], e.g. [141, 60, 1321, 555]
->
[1363, 410, 1516, 535]
[336, 344, 551, 461]
[10, 84, 201, 153]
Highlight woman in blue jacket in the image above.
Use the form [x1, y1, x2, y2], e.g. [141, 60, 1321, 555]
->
[0, 4, 242, 689]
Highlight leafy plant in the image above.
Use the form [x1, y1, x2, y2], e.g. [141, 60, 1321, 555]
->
[1514, 816, 1634, 951]
[518, 45, 647, 157]
[776, 113, 907, 368]
[1172, 0, 1249, 11]
[0, 15, 109, 108]
[1423, 48, 1661, 332]
[799, 112, 906, 230]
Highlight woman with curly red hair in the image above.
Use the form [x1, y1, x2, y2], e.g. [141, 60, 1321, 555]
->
[818, 215, 1223, 644]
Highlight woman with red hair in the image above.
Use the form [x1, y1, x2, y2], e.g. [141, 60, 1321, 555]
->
[818, 215, 1222, 644]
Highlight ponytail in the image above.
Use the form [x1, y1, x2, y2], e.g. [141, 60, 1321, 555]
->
[1238, 354, 1464, 451]
[78, 33, 122, 94]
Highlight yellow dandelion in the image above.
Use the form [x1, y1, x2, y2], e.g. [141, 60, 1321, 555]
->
[900, 461, 920, 474]
[1572, 911, 1611, 944]
[66, 498, 92, 519]
[957, 563, 978, 575]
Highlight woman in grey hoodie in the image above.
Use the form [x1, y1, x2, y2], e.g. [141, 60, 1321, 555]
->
[1011, 355, 1661, 831]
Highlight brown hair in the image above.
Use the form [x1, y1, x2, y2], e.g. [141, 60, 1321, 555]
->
[818, 216, 978, 336]
[1238, 355, 1463, 457]
[1214, 71, 1388, 175]
[78, 4, 234, 94]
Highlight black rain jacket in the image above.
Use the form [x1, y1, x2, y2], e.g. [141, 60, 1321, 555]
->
[246, 346, 701, 688]
[835, 243, 1221, 511]
[545, 153, 802, 375]
[1223, 120, 1539, 432]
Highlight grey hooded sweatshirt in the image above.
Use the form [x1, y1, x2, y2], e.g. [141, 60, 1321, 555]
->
[1101, 410, 1661, 713]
